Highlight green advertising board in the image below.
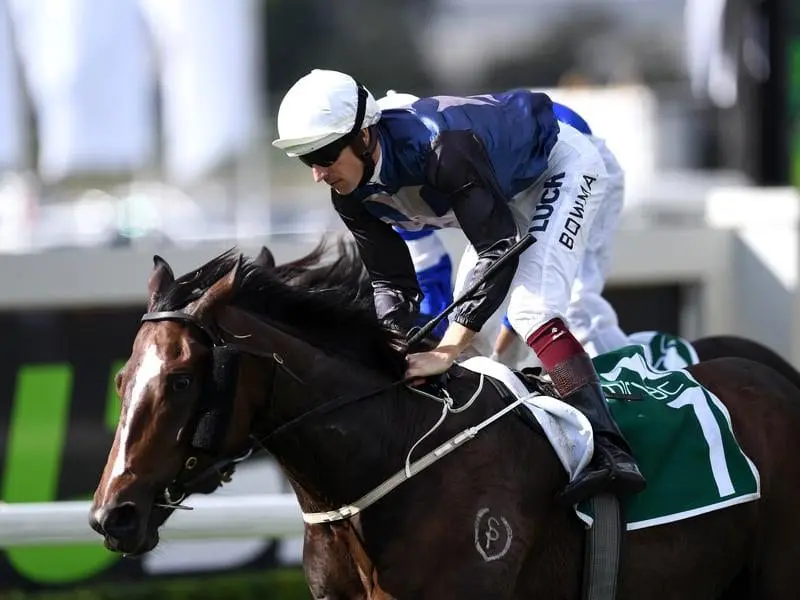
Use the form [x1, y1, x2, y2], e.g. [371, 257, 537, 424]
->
[791, 3, 800, 188]
[3, 361, 123, 584]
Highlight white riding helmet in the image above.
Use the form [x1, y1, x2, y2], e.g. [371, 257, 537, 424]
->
[272, 69, 382, 158]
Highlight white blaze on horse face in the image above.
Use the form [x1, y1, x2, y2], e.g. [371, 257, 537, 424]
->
[109, 344, 164, 483]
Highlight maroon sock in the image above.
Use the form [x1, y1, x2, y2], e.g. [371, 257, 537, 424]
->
[527, 318, 595, 396]
[526, 317, 585, 371]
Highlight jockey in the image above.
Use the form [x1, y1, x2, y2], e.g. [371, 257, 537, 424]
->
[376, 90, 454, 341]
[375, 91, 628, 362]
[272, 69, 645, 505]
[492, 101, 628, 363]
[392, 227, 453, 340]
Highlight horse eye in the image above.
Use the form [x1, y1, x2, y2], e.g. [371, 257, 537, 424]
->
[171, 376, 192, 393]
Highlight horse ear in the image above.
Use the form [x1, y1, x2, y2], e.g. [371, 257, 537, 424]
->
[190, 253, 244, 319]
[147, 255, 175, 311]
[254, 246, 275, 269]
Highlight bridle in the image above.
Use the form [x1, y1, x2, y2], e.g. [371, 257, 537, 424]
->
[139, 306, 531, 524]
[139, 308, 407, 510]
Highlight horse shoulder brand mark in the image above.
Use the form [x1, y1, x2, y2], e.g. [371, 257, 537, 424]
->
[474, 507, 513, 562]
[559, 174, 597, 250]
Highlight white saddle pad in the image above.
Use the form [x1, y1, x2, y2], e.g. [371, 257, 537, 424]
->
[458, 356, 594, 481]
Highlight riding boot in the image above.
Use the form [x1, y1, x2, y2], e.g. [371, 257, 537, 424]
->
[553, 353, 647, 506]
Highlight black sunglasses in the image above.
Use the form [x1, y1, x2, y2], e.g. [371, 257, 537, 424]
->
[297, 83, 368, 168]
[297, 134, 354, 168]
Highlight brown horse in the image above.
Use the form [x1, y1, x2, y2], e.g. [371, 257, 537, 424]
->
[90, 247, 800, 599]
[255, 240, 800, 599]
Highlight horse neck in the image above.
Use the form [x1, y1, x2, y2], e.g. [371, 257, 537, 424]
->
[220, 306, 420, 508]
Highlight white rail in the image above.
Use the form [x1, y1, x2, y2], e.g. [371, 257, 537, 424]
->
[0, 494, 304, 547]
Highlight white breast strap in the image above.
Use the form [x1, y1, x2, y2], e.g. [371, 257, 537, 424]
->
[302, 377, 529, 525]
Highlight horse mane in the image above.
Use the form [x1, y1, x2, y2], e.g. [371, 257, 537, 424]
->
[272, 237, 373, 301]
[151, 239, 405, 377]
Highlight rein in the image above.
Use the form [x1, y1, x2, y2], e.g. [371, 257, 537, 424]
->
[302, 380, 528, 524]
[140, 309, 407, 509]
[140, 308, 533, 523]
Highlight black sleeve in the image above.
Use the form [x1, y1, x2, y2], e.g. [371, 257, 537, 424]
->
[331, 190, 422, 329]
[425, 130, 520, 332]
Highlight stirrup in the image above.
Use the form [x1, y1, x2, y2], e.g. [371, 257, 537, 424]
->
[557, 445, 646, 506]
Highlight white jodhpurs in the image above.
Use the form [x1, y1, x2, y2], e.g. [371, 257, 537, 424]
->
[453, 123, 628, 364]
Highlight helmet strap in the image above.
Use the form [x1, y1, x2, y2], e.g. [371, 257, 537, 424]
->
[352, 125, 378, 188]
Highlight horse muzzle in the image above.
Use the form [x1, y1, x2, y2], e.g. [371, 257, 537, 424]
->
[90, 500, 160, 556]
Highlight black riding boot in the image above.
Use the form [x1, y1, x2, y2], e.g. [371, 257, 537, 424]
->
[553, 354, 647, 506]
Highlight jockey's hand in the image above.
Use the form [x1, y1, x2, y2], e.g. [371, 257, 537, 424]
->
[404, 322, 477, 386]
[404, 349, 456, 386]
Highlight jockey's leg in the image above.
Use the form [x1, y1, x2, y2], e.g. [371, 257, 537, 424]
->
[564, 132, 628, 358]
[490, 316, 518, 362]
[528, 317, 645, 505]
[565, 292, 628, 358]
[506, 123, 645, 505]
[452, 245, 548, 369]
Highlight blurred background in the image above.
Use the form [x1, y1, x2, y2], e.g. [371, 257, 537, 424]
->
[0, 0, 798, 598]
[0, 0, 792, 249]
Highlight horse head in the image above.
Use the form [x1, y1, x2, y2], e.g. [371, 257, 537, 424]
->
[89, 243, 407, 556]
[88, 251, 268, 555]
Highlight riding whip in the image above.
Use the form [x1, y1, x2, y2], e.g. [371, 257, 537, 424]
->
[406, 233, 536, 348]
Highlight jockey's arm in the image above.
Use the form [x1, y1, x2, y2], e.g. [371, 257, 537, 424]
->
[425, 130, 520, 358]
[331, 190, 423, 331]
[435, 322, 478, 359]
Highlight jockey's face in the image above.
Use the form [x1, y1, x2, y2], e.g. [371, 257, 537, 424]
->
[311, 146, 363, 195]
[310, 130, 374, 196]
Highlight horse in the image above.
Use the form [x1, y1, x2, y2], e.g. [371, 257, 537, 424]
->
[88, 244, 800, 599]
[691, 335, 800, 390]
[256, 238, 800, 598]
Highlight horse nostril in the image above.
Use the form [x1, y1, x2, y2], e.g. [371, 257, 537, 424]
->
[99, 502, 141, 540]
